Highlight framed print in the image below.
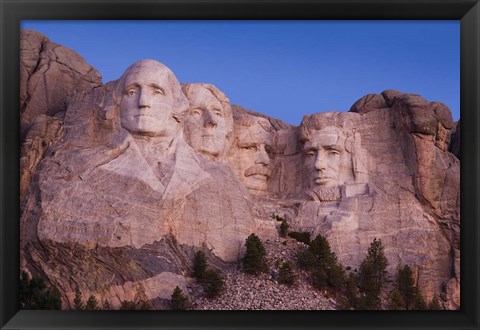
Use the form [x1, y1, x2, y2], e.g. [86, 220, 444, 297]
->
[1, 0, 479, 329]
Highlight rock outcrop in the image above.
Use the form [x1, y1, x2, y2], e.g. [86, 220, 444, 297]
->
[20, 30, 102, 203]
[20, 31, 460, 310]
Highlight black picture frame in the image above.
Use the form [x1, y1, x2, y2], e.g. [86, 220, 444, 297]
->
[1, 0, 478, 329]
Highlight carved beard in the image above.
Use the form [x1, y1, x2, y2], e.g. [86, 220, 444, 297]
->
[308, 186, 341, 202]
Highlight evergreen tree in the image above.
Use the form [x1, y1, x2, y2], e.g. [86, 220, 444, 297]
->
[326, 262, 346, 293]
[102, 299, 111, 310]
[171, 286, 189, 310]
[308, 234, 345, 293]
[397, 265, 417, 310]
[288, 231, 311, 245]
[278, 261, 296, 286]
[119, 300, 151, 310]
[85, 295, 99, 310]
[242, 234, 267, 274]
[202, 269, 224, 298]
[357, 292, 381, 310]
[428, 295, 442, 310]
[73, 288, 84, 310]
[309, 234, 335, 268]
[19, 271, 62, 310]
[137, 300, 151, 310]
[279, 219, 289, 238]
[414, 292, 428, 310]
[296, 250, 317, 270]
[119, 300, 136, 310]
[388, 289, 405, 310]
[193, 250, 207, 280]
[358, 239, 388, 299]
[344, 272, 359, 309]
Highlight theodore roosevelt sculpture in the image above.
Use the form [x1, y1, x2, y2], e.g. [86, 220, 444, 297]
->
[231, 111, 274, 195]
[181, 83, 233, 161]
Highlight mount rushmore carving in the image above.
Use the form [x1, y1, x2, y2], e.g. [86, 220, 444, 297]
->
[20, 30, 460, 309]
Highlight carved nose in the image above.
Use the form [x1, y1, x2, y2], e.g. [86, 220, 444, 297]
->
[256, 144, 270, 165]
[203, 109, 218, 128]
[138, 90, 151, 108]
[314, 153, 327, 171]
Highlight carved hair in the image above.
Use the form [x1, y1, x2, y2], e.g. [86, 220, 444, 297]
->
[299, 113, 354, 152]
[232, 110, 274, 134]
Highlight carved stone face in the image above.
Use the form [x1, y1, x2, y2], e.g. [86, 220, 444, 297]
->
[304, 126, 344, 189]
[234, 120, 273, 194]
[119, 61, 177, 137]
[183, 86, 228, 159]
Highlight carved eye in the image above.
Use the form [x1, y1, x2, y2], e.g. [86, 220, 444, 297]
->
[329, 150, 340, 157]
[306, 150, 316, 157]
[153, 89, 164, 95]
[192, 109, 202, 116]
[213, 109, 223, 117]
[245, 146, 257, 151]
[127, 90, 136, 96]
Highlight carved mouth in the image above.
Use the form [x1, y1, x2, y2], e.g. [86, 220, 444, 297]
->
[314, 177, 334, 184]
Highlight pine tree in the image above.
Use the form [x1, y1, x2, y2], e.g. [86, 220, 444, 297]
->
[309, 234, 335, 268]
[19, 271, 62, 310]
[296, 250, 317, 270]
[388, 289, 405, 310]
[119, 300, 151, 310]
[414, 292, 428, 310]
[359, 239, 388, 295]
[278, 261, 296, 286]
[326, 262, 345, 293]
[344, 272, 359, 309]
[202, 269, 224, 298]
[358, 238, 388, 309]
[193, 250, 207, 280]
[171, 286, 189, 310]
[242, 234, 267, 274]
[279, 218, 289, 238]
[288, 231, 311, 245]
[397, 265, 417, 310]
[102, 299, 111, 310]
[73, 288, 84, 310]
[428, 295, 442, 310]
[85, 295, 99, 310]
[308, 234, 345, 293]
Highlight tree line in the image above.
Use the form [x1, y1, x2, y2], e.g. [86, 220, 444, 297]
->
[20, 215, 443, 310]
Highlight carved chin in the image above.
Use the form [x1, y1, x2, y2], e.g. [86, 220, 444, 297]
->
[244, 175, 268, 194]
[190, 137, 225, 157]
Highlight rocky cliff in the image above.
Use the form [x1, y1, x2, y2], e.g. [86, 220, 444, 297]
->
[20, 30, 460, 310]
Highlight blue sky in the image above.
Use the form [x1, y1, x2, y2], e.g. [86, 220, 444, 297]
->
[21, 21, 460, 125]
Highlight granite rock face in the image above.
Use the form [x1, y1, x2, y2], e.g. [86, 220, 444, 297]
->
[20, 30, 102, 204]
[20, 32, 460, 310]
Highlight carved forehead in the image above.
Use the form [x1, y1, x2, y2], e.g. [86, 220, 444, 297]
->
[304, 126, 345, 149]
[184, 85, 223, 109]
[182, 83, 233, 129]
[122, 60, 173, 88]
[235, 116, 273, 146]
[237, 123, 273, 146]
